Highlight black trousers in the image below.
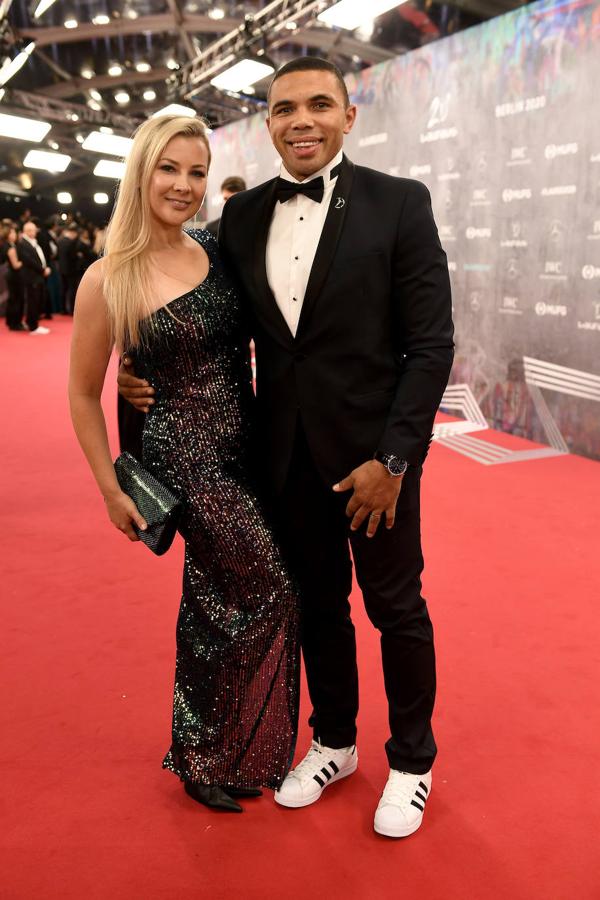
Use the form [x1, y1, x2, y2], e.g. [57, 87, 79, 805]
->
[273, 425, 437, 775]
[5, 278, 24, 329]
[23, 282, 44, 332]
[61, 273, 79, 314]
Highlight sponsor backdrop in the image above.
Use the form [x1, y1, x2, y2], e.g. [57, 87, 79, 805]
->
[208, 0, 600, 460]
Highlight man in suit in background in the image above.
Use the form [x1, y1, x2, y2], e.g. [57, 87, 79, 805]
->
[57, 222, 80, 314]
[119, 57, 453, 838]
[18, 221, 51, 335]
[204, 175, 246, 237]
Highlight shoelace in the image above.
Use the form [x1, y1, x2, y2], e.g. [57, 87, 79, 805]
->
[381, 772, 422, 805]
[292, 741, 323, 779]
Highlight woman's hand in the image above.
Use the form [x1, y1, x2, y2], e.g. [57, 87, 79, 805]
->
[105, 490, 148, 541]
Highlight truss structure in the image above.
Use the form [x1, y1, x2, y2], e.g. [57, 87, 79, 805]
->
[181, 0, 342, 98]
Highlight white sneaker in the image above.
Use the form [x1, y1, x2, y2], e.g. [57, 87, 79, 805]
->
[275, 740, 358, 808]
[374, 769, 432, 838]
[30, 326, 50, 335]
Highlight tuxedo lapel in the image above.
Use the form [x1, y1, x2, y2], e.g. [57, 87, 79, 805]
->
[251, 178, 294, 347]
[295, 156, 355, 340]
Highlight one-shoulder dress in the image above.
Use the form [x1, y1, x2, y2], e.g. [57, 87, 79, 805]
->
[134, 228, 299, 789]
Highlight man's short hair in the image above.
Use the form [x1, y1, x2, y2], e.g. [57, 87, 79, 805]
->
[221, 176, 246, 194]
[267, 56, 350, 109]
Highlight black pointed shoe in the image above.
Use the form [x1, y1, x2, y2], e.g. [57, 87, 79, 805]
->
[222, 786, 263, 798]
[184, 781, 243, 812]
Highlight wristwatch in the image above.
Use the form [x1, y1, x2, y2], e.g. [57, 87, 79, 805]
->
[374, 452, 409, 477]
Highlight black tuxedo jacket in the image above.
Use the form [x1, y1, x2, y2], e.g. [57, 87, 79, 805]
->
[17, 239, 45, 287]
[219, 155, 454, 491]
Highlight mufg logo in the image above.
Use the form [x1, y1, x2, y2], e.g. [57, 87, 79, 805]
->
[582, 265, 600, 280]
[466, 226, 492, 240]
[544, 143, 578, 160]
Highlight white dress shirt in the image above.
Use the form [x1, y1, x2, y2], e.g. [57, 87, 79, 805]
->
[266, 148, 343, 337]
[22, 234, 47, 268]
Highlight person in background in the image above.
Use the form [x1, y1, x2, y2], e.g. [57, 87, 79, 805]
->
[37, 216, 62, 316]
[57, 222, 80, 314]
[77, 228, 98, 275]
[204, 176, 247, 237]
[1, 224, 26, 331]
[17, 220, 51, 335]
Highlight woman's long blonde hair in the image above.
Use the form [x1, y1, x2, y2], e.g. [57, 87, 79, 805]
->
[103, 115, 211, 351]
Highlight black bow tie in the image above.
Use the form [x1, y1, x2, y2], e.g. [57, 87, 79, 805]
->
[276, 176, 324, 204]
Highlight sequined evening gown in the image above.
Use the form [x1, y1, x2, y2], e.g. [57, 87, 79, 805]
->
[134, 228, 299, 789]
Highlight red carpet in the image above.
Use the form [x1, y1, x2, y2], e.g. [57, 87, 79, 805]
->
[1, 318, 599, 899]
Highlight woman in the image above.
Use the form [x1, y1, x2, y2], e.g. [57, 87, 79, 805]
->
[1, 225, 25, 331]
[69, 115, 299, 812]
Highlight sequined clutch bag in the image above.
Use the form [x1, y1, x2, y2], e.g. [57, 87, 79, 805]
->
[114, 451, 183, 556]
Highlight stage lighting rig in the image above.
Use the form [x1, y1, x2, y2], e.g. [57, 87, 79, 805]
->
[180, 0, 344, 100]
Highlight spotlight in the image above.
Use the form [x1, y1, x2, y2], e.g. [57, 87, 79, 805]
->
[208, 7, 225, 19]
[89, 89, 102, 101]
[135, 62, 151, 73]
[81, 67, 94, 79]
[94, 192, 110, 204]
[143, 89, 157, 102]
[64, 18, 78, 28]
[57, 191, 72, 204]
[166, 59, 179, 70]
[0, 42, 36, 88]
[92, 14, 110, 25]
[114, 91, 130, 105]
[108, 63, 123, 77]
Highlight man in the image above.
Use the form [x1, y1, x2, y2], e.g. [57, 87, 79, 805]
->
[17, 221, 51, 335]
[119, 57, 453, 838]
[204, 175, 247, 237]
[57, 223, 80, 314]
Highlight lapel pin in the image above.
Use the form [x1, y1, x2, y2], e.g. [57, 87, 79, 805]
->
[335, 197, 345, 209]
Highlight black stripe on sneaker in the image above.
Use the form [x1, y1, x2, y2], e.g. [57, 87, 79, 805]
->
[415, 790, 427, 804]
[329, 760, 339, 775]
[313, 774, 325, 788]
[411, 799, 425, 811]
[321, 767, 332, 781]
[418, 781, 429, 794]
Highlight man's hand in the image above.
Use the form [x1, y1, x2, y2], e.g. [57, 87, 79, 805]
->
[333, 460, 403, 538]
[117, 354, 155, 413]
[43, 267, 51, 277]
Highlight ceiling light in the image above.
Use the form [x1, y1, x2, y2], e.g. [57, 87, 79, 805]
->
[124, 7, 138, 18]
[48, 140, 59, 150]
[318, 0, 401, 30]
[61, 212, 67, 220]
[0, 112, 51, 142]
[0, 41, 36, 88]
[64, 18, 78, 28]
[166, 59, 179, 70]
[33, 0, 58, 18]
[19, 172, 33, 190]
[57, 191, 72, 204]
[143, 89, 157, 101]
[81, 67, 94, 79]
[87, 99, 102, 110]
[99, 126, 113, 134]
[114, 91, 130, 104]
[93, 158, 126, 179]
[152, 103, 195, 117]
[67, 112, 79, 121]
[285, 21, 297, 29]
[243, 86, 255, 94]
[108, 63, 123, 77]
[208, 7, 225, 18]
[82, 131, 133, 157]
[89, 89, 102, 101]
[92, 14, 110, 24]
[94, 192, 110, 204]
[241, 105, 249, 114]
[24, 149, 71, 172]
[135, 61, 151, 73]
[75, 133, 84, 143]
[0, 88, 5, 102]
[211, 58, 274, 92]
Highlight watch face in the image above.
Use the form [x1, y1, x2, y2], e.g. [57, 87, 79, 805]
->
[387, 456, 408, 476]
